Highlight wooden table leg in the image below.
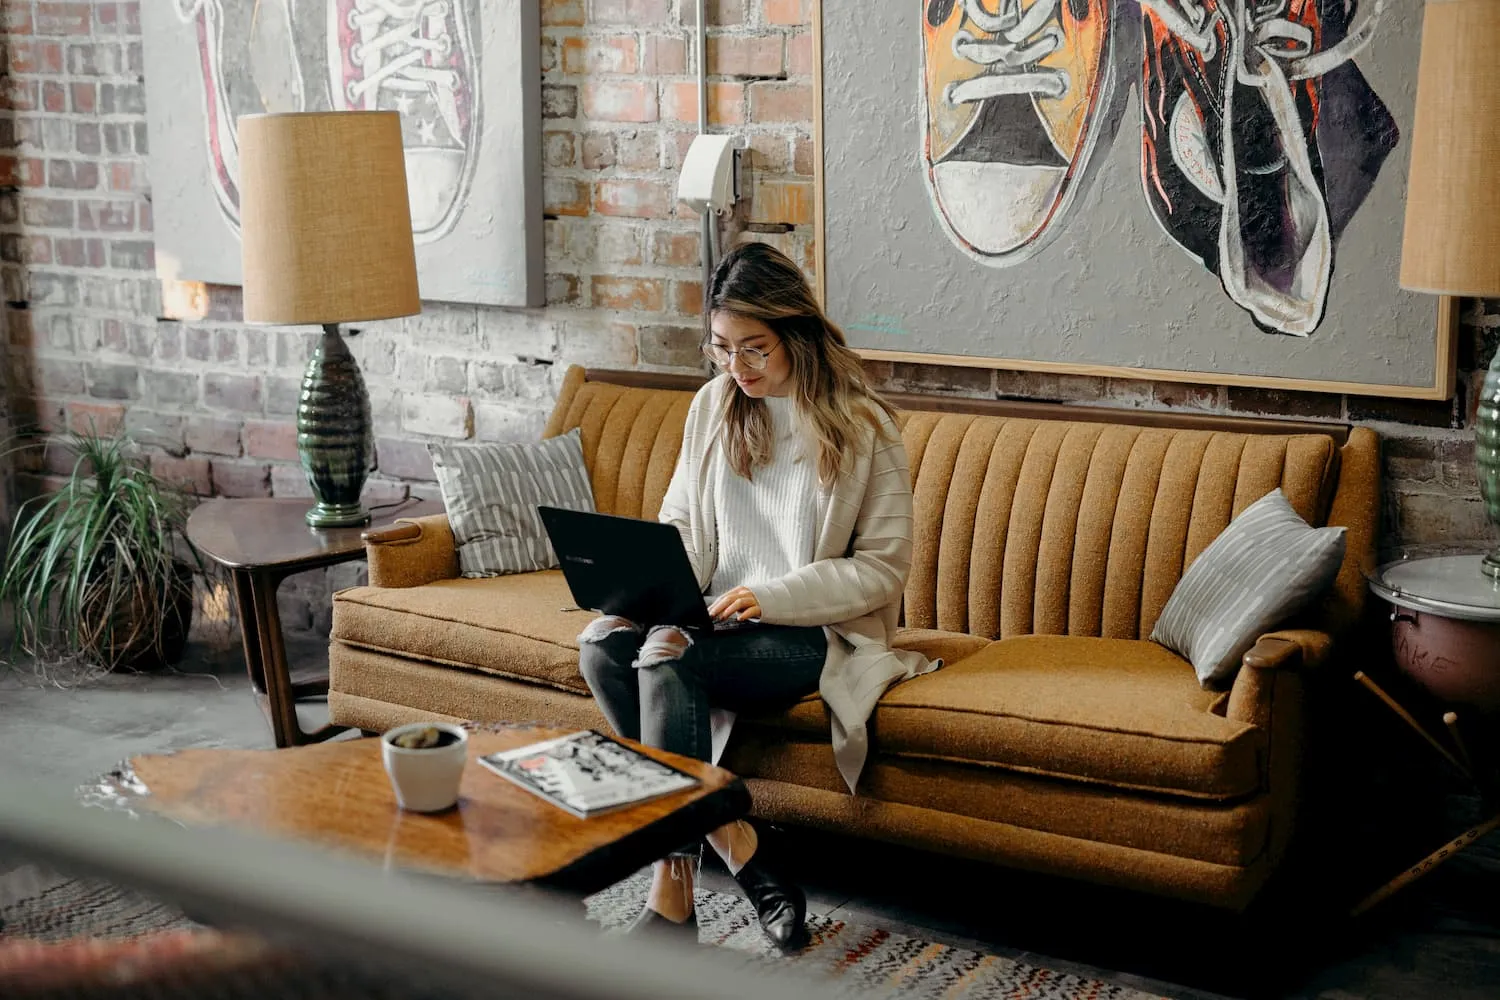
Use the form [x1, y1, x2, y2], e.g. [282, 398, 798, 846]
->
[228, 569, 267, 696]
[1351, 672, 1500, 917]
[244, 569, 348, 749]
[1351, 810, 1500, 917]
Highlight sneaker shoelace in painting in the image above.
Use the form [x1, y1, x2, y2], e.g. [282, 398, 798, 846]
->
[1135, 0, 1385, 81]
[345, 0, 461, 136]
[942, 0, 1070, 105]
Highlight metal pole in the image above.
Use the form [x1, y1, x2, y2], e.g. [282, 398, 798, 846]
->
[695, 0, 708, 134]
[697, 0, 714, 311]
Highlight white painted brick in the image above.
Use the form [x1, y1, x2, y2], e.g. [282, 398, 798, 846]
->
[393, 348, 427, 385]
[474, 402, 550, 443]
[477, 309, 561, 361]
[558, 319, 637, 368]
[352, 318, 405, 339]
[472, 360, 553, 400]
[403, 303, 480, 350]
[402, 394, 473, 438]
[593, 221, 645, 267]
[271, 464, 314, 498]
[349, 334, 397, 378]
[367, 384, 403, 435]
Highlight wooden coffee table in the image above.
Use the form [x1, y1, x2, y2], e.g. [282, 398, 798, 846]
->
[91, 726, 750, 895]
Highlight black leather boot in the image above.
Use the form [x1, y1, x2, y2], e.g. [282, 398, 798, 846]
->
[733, 856, 808, 951]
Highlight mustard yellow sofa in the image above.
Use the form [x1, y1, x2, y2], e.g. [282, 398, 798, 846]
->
[328, 366, 1379, 910]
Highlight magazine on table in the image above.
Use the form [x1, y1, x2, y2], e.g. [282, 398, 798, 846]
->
[477, 730, 700, 819]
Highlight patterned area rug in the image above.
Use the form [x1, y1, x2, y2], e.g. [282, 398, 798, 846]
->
[0, 864, 1160, 999]
[588, 871, 1161, 999]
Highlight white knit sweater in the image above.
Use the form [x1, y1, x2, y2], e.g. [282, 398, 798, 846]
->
[658, 374, 936, 792]
[709, 395, 821, 600]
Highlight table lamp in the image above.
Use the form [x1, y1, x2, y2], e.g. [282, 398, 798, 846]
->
[239, 111, 420, 528]
[1400, 0, 1500, 577]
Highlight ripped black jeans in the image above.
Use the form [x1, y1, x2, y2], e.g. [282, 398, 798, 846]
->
[578, 621, 826, 764]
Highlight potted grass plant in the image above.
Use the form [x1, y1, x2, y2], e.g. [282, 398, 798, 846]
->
[0, 425, 201, 672]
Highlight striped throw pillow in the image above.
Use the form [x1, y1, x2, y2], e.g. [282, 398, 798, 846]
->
[1150, 489, 1345, 688]
[428, 429, 595, 577]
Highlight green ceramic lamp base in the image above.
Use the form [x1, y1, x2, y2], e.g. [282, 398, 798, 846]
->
[298, 323, 374, 533]
[305, 501, 371, 529]
[1478, 351, 1500, 580]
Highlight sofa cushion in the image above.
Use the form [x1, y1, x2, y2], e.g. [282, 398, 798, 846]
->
[332, 572, 591, 695]
[751, 628, 991, 730]
[719, 735, 1271, 868]
[870, 635, 1264, 800]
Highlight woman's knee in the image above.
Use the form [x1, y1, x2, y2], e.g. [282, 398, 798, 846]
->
[578, 642, 628, 688]
[634, 626, 693, 669]
[577, 614, 640, 645]
[577, 618, 640, 690]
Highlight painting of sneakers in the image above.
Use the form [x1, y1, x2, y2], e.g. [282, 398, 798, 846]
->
[821, 2, 1447, 397]
[921, 0, 1129, 264]
[142, 0, 542, 307]
[1138, 0, 1397, 336]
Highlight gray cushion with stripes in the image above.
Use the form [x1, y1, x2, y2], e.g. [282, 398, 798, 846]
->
[428, 428, 595, 578]
[1151, 488, 1346, 688]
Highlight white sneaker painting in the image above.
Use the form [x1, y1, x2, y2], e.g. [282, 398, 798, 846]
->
[169, 0, 482, 246]
[329, 0, 480, 242]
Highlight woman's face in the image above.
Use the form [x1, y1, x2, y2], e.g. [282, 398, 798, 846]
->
[709, 312, 793, 398]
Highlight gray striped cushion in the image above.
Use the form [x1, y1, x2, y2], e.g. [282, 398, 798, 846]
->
[1150, 489, 1345, 688]
[428, 429, 595, 578]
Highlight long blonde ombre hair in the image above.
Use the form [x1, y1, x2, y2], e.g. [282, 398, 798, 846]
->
[705, 242, 897, 485]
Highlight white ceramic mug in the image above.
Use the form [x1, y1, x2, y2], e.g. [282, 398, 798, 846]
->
[380, 722, 469, 813]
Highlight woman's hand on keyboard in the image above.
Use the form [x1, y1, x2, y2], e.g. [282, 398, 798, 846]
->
[709, 586, 762, 623]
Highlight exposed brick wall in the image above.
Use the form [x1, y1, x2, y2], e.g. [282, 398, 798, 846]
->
[0, 0, 1492, 638]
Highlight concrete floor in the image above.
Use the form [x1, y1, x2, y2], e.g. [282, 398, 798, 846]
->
[2, 635, 1498, 1000]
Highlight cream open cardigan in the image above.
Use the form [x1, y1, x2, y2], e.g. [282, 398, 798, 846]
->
[658, 374, 937, 792]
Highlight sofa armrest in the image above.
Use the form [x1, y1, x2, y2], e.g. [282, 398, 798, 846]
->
[1226, 630, 1328, 727]
[362, 514, 459, 588]
[1241, 629, 1333, 672]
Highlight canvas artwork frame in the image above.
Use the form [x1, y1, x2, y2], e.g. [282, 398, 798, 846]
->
[814, 0, 1457, 399]
[141, 0, 542, 308]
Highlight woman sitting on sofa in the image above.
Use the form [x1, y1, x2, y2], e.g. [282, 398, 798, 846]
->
[577, 242, 935, 950]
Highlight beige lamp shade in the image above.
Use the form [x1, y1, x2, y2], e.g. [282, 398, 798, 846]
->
[1400, 0, 1500, 296]
[239, 111, 420, 324]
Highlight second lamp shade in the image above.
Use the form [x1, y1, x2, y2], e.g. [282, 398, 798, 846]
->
[239, 111, 421, 325]
[1400, 0, 1500, 297]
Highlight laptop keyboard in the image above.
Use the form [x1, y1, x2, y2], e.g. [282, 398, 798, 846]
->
[710, 618, 762, 632]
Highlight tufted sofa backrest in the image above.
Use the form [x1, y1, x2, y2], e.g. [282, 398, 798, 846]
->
[898, 413, 1341, 640]
[543, 373, 696, 521]
[544, 367, 1378, 642]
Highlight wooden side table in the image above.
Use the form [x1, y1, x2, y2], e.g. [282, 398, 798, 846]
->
[186, 496, 445, 748]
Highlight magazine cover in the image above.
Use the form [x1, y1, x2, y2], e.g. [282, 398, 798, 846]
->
[477, 730, 700, 819]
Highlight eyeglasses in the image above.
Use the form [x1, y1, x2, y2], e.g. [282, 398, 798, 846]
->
[702, 342, 780, 371]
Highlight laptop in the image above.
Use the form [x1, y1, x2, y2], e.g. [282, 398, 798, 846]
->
[537, 506, 758, 632]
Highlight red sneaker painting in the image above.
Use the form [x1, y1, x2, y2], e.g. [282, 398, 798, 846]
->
[1137, 0, 1397, 335]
